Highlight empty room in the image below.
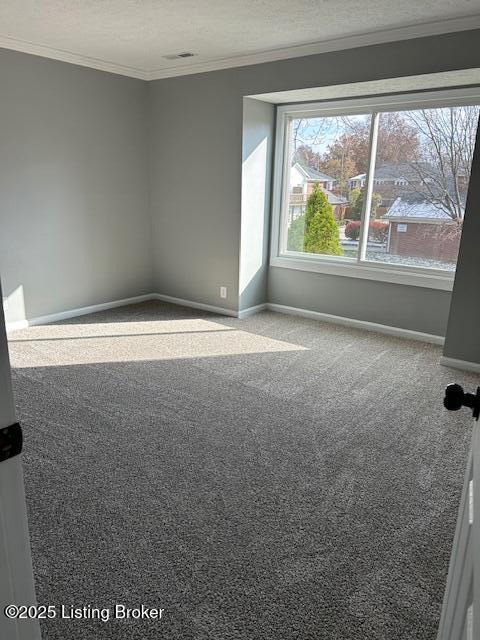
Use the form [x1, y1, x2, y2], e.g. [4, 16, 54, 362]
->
[1, 2, 480, 639]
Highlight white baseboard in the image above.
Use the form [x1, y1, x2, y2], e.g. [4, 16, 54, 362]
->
[6, 294, 156, 332]
[266, 303, 445, 345]
[5, 292, 240, 333]
[153, 293, 238, 317]
[5, 293, 448, 352]
[440, 356, 480, 374]
[238, 303, 268, 319]
[5, 319, 30, 333]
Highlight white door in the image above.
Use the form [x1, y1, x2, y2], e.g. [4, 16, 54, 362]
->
[0, 281, 40, 640]
[437, 385, 480, 640]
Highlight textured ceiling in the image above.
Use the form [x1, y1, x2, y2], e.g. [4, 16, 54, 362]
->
[0, 0, 479, 78]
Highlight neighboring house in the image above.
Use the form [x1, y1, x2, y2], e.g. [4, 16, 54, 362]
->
[290, 162, 336, 191]
[348, 162, 436, 214]
[289, 163, 348, 221]
[382, 194, 463, 262]
[348, 162, 433, 189]
[348, 173, 367, 190]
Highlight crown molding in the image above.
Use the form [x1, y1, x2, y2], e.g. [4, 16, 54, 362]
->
[0, 34, 148, 79]
[1, 14, 480, 82]
[146, 15, 480, 80]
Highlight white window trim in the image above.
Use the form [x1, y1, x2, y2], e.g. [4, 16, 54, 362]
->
[270, 87, 480, 291]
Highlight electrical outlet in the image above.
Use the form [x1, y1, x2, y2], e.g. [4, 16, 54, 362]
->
[220, 286, 227, 299]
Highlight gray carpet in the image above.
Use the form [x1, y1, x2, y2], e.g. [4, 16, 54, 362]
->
[8, 301, 478, 639]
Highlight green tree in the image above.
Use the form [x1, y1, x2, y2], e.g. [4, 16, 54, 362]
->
[304, 185, 343, 256]
[349, 187, 381, 220]
[349, 187, 361, 209]
[287, 214, 306, 251]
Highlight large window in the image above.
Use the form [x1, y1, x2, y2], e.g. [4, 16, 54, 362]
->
[271, 89, 480, 289]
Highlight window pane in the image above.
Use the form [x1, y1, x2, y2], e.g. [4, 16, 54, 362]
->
[285, 114, 371, 259]
[365, 106, 480, 271]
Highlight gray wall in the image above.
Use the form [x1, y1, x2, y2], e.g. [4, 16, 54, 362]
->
[149, 29, 480, 334]
[268, 268, 451, 336]
[443, 123, 480, 362]
[0, 48, 152, 324]
[148, 73, 244, 311]
[239, 98, 274, 310]
[1, 31, 479, 355]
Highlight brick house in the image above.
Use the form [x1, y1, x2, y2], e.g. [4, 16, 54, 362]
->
[289, 163, 348, 221]
[382, 194, 463, 263]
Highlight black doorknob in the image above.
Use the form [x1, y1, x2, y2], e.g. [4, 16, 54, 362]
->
[444, 383, 467, 411]
[444, 383, 480, 420]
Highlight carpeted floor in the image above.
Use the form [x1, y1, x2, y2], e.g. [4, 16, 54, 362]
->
[7, 301, 478, 639]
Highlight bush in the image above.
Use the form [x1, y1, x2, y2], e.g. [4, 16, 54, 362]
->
[369, 220, 389, 243]
[349, 188, 382, 221]
[345, 221, 361, 240]
[287, 214, 306, 252]
[345, 220, 389, 242]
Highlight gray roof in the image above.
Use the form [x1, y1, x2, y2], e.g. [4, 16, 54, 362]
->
[324, 189, 347, 205]
[295, 163, 336, 183]
[349, 162, 435, 183]
[383, 195, 460, 221]
[349, 173, 366, 181]
[373, 162, 433, 181]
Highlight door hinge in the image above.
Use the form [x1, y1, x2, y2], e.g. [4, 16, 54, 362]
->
[0, 422, 23, 463]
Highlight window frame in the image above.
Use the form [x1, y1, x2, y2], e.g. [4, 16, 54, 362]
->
[270, 87, 480, 291]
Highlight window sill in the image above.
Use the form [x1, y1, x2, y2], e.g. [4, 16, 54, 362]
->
[270, 255, 454, 291]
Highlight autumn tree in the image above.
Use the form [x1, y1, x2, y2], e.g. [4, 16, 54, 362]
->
[342, 112, 419, 165]
[291, 118, 331, 154]
[293, 144, 323, 170]
[403, 106, 480, 220]
[318, 113, 420, 196]
[319, 155, 357, 196]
